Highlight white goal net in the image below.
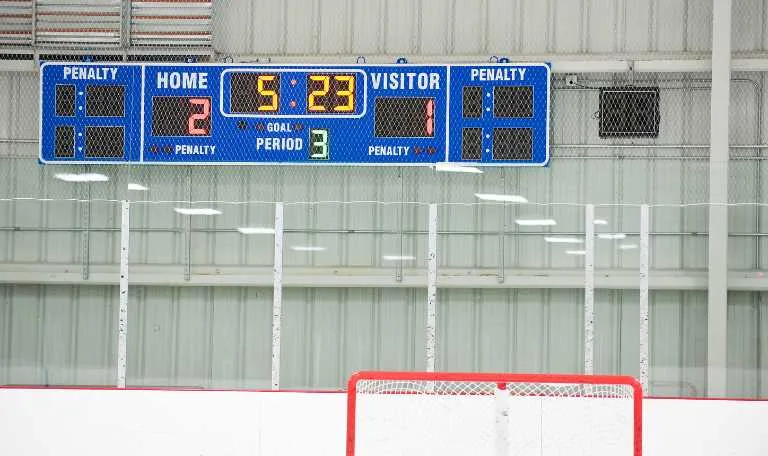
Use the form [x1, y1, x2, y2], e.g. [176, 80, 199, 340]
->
[346, 371, 642, 456]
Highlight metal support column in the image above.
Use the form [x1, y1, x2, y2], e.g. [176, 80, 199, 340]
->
[31, 0, 37, 46]
[117, 200, 129, 388]
[708, 0, 732, 398]
[426, 204, 438, 372]
[639, 205, 650, 395]
[584, 204, 595, 375]
[121, 0, 132, 49]
[271, 202, 284, 390]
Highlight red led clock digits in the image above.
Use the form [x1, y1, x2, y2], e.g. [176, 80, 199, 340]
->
[426, 99, 435, 136]
[188, 98, 210, 135]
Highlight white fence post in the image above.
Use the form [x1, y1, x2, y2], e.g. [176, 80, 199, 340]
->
[271, 202, 284, 390]
[426, 204, 438, 372]
[639, 205, 650, 394]
[584, 204, 595, 375]
[117, 200, 130, 388]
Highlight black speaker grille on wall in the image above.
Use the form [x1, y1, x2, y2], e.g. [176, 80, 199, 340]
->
[599, 87, 660, 138]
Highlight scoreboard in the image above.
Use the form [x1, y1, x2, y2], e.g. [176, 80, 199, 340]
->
[39, 62, 550, 166]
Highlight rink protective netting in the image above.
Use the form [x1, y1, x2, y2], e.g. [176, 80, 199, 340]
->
[355, 378, 636, 398]
[350, 375, 640, 456]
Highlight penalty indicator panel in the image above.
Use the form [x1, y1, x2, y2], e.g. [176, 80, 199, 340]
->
[39, 63, 550, 166]
[448, 64, 550, 166]
[39, 64, 142, 162]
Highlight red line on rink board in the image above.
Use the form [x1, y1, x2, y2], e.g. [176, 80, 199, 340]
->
[1, 385, 767, 401]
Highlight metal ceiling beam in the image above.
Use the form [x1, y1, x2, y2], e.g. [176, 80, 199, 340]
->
[5, 49, 768, 73]
[1, 263, 767, 290]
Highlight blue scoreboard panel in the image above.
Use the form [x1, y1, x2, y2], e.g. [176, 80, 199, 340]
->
[39, 62, 550, 166]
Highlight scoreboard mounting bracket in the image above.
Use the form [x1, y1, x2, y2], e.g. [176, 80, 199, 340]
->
[39, 62, 551, 166]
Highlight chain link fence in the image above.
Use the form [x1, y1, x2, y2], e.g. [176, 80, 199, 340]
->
[2, 1, 768, 395]
[2, 64, 768, 396]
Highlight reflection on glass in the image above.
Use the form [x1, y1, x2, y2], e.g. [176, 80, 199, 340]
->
[545, 236, 583, 244]
[515, 218, 557, 226]
[290, 245, 326, 252]
[237, 227, 275, 235]
[173, 207, 222, 215]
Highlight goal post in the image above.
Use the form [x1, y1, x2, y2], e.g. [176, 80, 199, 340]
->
[346, 371, 643, 456]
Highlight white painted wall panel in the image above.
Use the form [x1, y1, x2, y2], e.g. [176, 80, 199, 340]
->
[727, 292, 768, 398]
[350, 0, 380, 55]
[126, 286, 272, 388]
[554, 0, 584, 54]
[284, 0, 315, 54]
[594, 290, 640, 376]
[253, 0, 284, 54]
[452, 0, 484, 54]
[280, 288, 426, 389]
[0, 285, 116, 386]
[474, 290, 513, 372]
[649, 291, 708, 397]
[385, 0, 415, 54]
[0, 74, 36, 146]
[732, 0, 763, 52]
[319, 0, 348, 54]
[655, 0, 688, 52]
[486, 0, 516, 52]
[688, 1, 715, 52]
[433, 289, 710, 396]
[421, 0, 451, 55]
[519, 0, 550, 54]
[588, 0, 619, 53]
[624, 0, 652, 52]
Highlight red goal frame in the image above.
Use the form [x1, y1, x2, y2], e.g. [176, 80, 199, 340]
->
[346, 371, 643, 456]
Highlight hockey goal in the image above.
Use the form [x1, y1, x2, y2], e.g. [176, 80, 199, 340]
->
[346, 371, 642, 456]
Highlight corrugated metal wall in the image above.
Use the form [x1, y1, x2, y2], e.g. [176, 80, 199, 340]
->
[213, 0, 768, 56]
[5, 285, 764, 396]
[728, 291, 768, 398]
[1, 0, 767, 397]
[0, 285, 117, 387]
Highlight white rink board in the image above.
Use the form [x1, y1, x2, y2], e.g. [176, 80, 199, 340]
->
[0, 388, 766, 456]
[355, 395, 634, 456]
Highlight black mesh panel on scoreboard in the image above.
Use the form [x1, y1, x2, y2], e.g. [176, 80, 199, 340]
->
[86, 85, 125, 117]
[54, 125, 75, 157]
[55, 85, 76, 117]
[493, 128, 532, 161]
[85, 126, 125, 158]
[461, 128, 482, 160]
[493, 86, 533, 118]
[462, 86, 483, 118]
